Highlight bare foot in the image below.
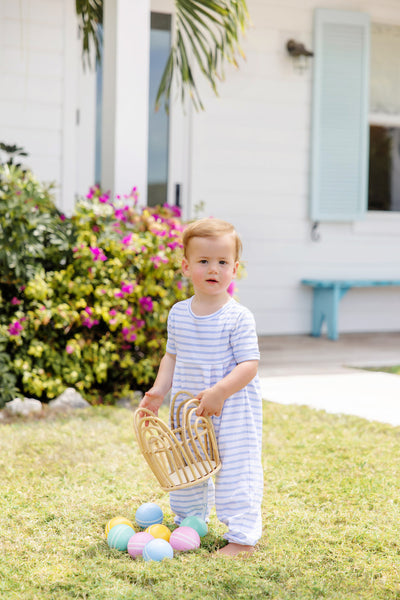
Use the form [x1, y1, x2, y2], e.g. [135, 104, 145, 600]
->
[216, 543, 255, 557]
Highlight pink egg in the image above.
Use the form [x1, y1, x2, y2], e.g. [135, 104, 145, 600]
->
[127, 531, 155, 558]
[169, 526, 200, 552]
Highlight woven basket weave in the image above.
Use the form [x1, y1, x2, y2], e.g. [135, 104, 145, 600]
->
[133, 390, 221, 491]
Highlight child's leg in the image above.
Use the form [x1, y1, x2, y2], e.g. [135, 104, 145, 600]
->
[169, 477, 215, 524]
[214, 458, 263, 546]
[213, 390, 263, 546]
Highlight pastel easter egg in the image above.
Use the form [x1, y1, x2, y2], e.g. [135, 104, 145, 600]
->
[169, 526, 200, 552]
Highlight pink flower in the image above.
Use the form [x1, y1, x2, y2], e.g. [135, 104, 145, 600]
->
[8, 321, 23, 336]
[10, 297, 21, 306]
[121, 282, 134, 294]
[114, 291, 124, 298]
[99, 193, 110, 203]
[167, 241, 179, 250]
[92, 225, 100, 232]
[122, 234, 132, 245]
[227, 281, 235, 296]
[150, 256, 161, 269]
[139, 296, 153, 312]
[86, 185, 99, 199]
[131, 187, 139, 205]
[90, 247, 107, 261]
[126, 307, 133, 316]
[163, 203, 181, 217]
[60, 214, 66, 221]
[177, 281, 183, 290]
[114, 207, 128, 222]
[122, 326, 137, 342]
[82, 317, 99, 328]
[66, 344, 74, 354]
[109, 309, 117, 317]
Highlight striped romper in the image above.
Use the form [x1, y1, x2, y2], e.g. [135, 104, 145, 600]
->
[166, 296, 263, 546]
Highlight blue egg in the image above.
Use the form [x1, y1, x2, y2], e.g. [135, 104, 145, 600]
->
[135, 502, 163, 528]
[143, 538, 174, 562]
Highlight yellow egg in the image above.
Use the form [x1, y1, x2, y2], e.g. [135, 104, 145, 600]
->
[105, 516, 134, 537]
[145, 523, 171, 541]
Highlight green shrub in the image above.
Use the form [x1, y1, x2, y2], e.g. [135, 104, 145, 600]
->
[0, 330, 18, 407]
[2, 185, 188, 404]
[0, 164, 77, 407]
[0, 164, 76, 294]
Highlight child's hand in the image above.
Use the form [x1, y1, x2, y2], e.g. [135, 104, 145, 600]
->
[138, 389, 164, 419]
[195, 387, 225, 418]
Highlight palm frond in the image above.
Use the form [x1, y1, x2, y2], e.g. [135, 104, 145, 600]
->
[156, 0, 249, 112]
[74, 0, 249, 110]
[75, 0, 103, 68]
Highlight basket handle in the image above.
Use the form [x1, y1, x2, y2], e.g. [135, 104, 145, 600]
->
[170, 390, 197, 429]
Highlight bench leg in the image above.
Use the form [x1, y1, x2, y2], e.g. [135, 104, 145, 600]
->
[311, 287, 340, 340]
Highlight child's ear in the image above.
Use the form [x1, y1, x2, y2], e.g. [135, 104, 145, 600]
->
[181, 256, 190, 276]
[232, 261, 239, 278]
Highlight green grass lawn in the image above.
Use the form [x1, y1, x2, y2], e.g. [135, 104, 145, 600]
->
[1, 402, 400, 600]
[366, 366, 400, 376]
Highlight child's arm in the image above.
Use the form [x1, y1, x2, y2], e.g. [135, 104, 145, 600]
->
[138, 351, 176, 417]
[195, 359, 259, 417]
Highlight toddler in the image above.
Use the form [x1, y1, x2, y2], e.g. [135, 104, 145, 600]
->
[139, 218, 263, 557]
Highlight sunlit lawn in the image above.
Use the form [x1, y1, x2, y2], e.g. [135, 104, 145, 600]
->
[1, 401, 400, 599]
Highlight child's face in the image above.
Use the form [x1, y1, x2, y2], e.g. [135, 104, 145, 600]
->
[182, 234, 239, 298]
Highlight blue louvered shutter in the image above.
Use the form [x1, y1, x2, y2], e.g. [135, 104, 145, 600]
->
[310, 9, 370, 221]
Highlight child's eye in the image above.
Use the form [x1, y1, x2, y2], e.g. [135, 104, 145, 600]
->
[199, 259, 208, 264]
[219, 260, 227, 265]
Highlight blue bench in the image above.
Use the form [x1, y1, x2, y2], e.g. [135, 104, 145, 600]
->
[301, 279, 400, 340]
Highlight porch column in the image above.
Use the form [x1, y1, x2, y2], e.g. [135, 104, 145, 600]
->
[101, 0, 150, 202]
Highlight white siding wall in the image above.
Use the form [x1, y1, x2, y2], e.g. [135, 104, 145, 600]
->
[189, 0, 400, 335]
[0, 0, 95, 214]
[0, 0, 64, 183]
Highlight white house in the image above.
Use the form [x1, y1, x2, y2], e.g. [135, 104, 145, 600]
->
[1, 0, 400, 337]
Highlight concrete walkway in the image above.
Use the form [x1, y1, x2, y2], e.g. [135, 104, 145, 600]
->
[258, 332, 400, 427]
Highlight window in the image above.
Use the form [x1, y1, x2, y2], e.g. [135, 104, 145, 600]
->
[368, 24, 400, 212]
[147, 12, 171, 207]
[368, 126, 400, 211]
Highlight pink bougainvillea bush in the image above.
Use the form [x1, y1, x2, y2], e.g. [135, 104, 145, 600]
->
[2, 185, 189, 405]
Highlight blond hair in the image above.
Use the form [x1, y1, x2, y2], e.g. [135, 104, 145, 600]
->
[182, 218, 242, 261]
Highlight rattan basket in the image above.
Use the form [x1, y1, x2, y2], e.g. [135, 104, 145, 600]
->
[133, 391, 221, 492]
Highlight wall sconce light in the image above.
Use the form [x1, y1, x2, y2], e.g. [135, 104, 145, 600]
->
[286, 39, 314, 72]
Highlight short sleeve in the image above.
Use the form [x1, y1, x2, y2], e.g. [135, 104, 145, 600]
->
[165, 307, 176, 355]
[230, 307, 260, 364]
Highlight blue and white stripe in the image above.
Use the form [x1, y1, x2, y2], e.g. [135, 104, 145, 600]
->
[166, 297, 263, 546]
